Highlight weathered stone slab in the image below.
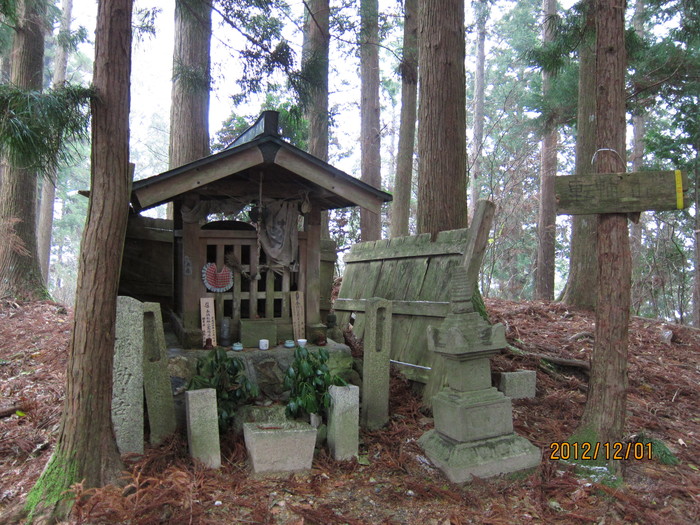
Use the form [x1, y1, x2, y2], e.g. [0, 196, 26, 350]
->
[113, 296, 145, 455]
[498, 370, 537, 399]
[418, 430, 541, 483]
[361, 297, 392, 430]
[234, 404, 287, 435]
[185, 388, 221, 468]
[143, 302, 177, 444]
[432, 388, 513, 442]
[243, 421, 317, 474]
[328, 385, 360, 460]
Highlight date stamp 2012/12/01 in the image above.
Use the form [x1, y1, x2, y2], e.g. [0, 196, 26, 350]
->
[550, 442, 653, 461]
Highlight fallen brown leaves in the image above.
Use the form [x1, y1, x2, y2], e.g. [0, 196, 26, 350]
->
[1, 298, 699, 524]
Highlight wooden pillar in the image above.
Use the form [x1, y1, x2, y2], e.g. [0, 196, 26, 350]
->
[305, 206, 322, 326]
[182, 218, 203, 333]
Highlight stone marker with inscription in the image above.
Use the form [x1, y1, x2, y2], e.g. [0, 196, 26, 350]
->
[113, 296, 145, 455]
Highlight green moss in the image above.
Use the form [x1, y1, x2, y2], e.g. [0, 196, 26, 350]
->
[562, 427, 622, 486]
[25, 447, 78, 520]
[471, 285, 489, 321]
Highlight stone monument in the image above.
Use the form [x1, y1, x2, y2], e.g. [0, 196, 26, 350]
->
[418, 201, 540, 482]
[113, 296, 145, 455]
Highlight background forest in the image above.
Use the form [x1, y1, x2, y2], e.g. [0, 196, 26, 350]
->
[1, 0, 698, 324]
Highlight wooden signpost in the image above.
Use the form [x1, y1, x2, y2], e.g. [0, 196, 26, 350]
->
[291, 291, 305, 342]
[555, 170, 689, 215]
[200, 297, 217, 347]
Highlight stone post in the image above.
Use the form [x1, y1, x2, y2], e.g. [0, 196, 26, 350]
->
[328, 385, 360, 460]
[142, 302, 177, 444]
[113, 296, 145, 455]
[185, 388, 221, 469]
[361, 297, 392, 430]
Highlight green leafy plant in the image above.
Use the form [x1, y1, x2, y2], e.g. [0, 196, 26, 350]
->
[283, 346, 345, 419]
[634, 432, 680, 465]
[188, 347, 259, 430]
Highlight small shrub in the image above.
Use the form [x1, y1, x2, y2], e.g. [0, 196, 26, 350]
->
[283, 346, 345, 419]
[188, 347, 258, 430]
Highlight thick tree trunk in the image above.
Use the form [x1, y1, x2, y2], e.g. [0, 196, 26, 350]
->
[469, 0, 487, 213]
[360, 0, 382, 241]
[390, 0, 417, 238]
[38, 0, 74, 285]
[577, 0, 630, 457]
[26, 0, 133, 519]
[535, 0, 558, 301]
[302, 0, 330, 238]
[169, 0, 211, 169]
[0, 0, 47, 301]
[417, 0, 468, 237]
[561, 0, 597, 308]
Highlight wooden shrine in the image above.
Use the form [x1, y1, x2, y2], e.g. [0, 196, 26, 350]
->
[122, 111, 392, 347]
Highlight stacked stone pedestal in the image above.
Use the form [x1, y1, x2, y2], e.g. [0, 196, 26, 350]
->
[419, 267, 540, 483]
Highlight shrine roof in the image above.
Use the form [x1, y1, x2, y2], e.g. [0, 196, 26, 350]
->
[130, 111, 392, 214]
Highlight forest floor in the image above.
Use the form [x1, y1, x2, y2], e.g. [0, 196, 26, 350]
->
[0, 297, 698, 524]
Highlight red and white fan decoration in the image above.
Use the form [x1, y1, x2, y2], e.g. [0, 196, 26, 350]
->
[201, 263, 233, 293]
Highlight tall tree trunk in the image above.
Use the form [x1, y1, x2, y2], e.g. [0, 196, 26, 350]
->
[535, 0, 558, 300]
[169, 0, 211, 169]
[390, 0, 417, 238]
[360, 0, 382, 241]
[629, 0, 646, 312]
[38, 0, 74, 285]
[561, 0, 597, 308]
[302, 0, 330, 238]
[693, 145, 700, 326]
[469, 0, 487, 213]
[26, 0, 133, 519]
[577, 0, 630, 459]
[0, 0, 47, 301]
[417, 0, 468, 237]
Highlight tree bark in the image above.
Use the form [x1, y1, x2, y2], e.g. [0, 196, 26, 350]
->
[390, 0, 417, 238]
[0, 0, 47, 301]
[577, 0, 630, 456]
[561, 0, 597, 308]
[629, 0, 646, 312]
[694, 145, 700, 326]
[469, 0, 487, 214]
[360, 0, 382, 241]
[302, 0, 330, 238]
[26, 0, 133, 519]
[417, 0, 468, 237]
[535, 0, 558, 301]
[38, 0, 74, 285]
[169, 0, 211, 170]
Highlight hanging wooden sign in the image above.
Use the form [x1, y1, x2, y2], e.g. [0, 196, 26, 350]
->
[555, 170, 689, 215]
[200, 297, 217, 348]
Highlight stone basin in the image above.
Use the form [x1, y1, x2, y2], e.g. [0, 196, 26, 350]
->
[243, 421, 317, 474]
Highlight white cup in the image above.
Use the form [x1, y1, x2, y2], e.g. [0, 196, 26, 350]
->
[259, 339, 269, 350]
[297, 338, 307, 347]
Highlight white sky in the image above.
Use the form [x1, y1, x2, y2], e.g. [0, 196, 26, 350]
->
[70, 0, 581, 182]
